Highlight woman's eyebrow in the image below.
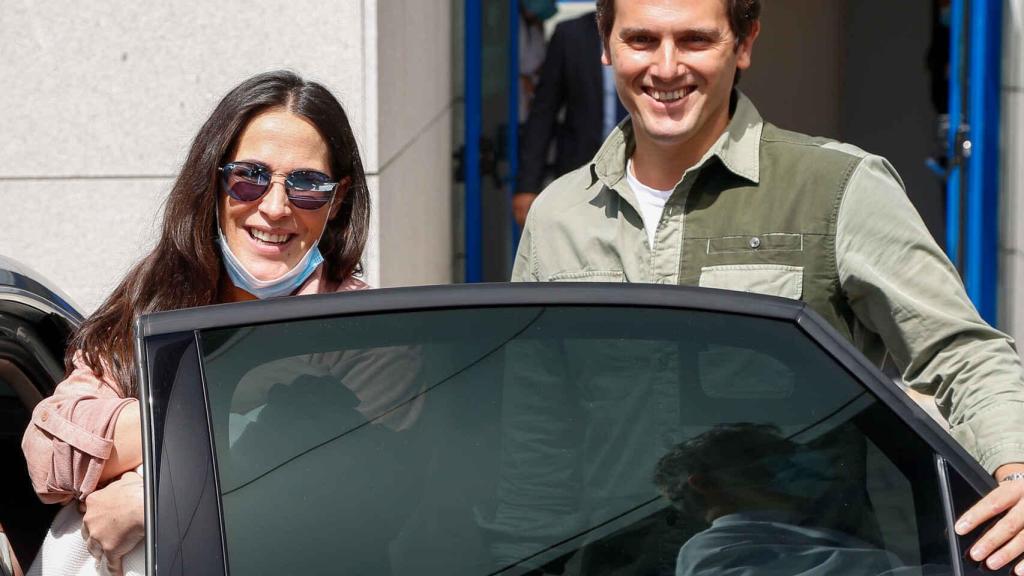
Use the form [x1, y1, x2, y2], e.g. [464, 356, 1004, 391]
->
[232, 159, 330, 175]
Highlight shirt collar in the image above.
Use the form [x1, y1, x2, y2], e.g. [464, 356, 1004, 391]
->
[589, 90, 763, 190]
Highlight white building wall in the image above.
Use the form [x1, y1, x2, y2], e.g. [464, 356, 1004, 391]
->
[1000, 0, 1024, 338]
[375, 0, 455, 287]
[0, 0, 453, 313]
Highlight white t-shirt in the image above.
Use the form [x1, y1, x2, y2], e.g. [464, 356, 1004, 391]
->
[626, 159, 674, 248]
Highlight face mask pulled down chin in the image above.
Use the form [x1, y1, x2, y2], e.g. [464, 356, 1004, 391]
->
[217, 226, 324, 300]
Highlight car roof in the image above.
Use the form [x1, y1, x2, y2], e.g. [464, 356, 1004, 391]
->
[0, 254, 83, 323]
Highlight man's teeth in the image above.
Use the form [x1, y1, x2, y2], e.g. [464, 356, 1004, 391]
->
[651, 89, 688, 102]
[250, 229, 290, 244]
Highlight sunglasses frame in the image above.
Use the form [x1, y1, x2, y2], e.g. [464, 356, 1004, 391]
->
[219, 161, 339, 211]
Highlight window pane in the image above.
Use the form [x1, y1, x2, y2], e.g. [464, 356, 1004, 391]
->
[199, 306, 952, 575]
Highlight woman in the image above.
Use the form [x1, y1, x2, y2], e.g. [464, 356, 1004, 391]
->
[22, 70, 371, 574]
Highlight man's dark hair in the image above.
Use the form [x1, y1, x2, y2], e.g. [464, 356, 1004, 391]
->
[653, 423, 792, 511]
[596, 0, 761, 49]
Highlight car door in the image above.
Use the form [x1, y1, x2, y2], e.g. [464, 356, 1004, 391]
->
[0, 256, 82, 570]
[136, 283, 1007, 576]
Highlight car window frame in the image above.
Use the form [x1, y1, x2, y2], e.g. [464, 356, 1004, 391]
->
[134, 282, 998, 576]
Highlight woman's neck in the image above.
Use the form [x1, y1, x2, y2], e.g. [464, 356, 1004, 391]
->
[218, 276, 257, 304]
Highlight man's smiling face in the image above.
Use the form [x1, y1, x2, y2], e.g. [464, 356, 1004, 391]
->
[603, 0, 758, 156]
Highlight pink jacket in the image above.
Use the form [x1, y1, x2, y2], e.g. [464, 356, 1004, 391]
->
[22, 269, 368, 504]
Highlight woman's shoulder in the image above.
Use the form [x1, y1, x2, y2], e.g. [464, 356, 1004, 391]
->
[298, 267, 372, 295]
[336, 276, 371, 292]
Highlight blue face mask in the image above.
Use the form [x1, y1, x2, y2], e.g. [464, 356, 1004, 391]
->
[215, 202, 331, 299]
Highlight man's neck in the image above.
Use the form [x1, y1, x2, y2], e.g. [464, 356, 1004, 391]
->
[631, 141, 700, 190]
[629, 99, 733, 191]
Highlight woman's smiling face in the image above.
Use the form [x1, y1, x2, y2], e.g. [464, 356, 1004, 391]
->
[218, 107, 339, 283]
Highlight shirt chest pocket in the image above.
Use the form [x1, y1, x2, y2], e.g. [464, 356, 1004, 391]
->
[699, 264, 803, 299]
[698, 233, 805, 300]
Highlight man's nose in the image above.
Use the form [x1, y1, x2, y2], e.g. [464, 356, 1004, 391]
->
[651, 40, 681, 79]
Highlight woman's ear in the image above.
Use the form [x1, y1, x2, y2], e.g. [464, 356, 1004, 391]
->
[330, 176, 352, 220]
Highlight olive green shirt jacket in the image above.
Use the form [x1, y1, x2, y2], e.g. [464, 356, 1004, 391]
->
[512, 92, 1024, 473]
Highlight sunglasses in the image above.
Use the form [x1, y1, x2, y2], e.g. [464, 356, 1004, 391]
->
[219, 162, 339, 210]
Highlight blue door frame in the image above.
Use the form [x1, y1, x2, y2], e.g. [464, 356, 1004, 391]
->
[947, 0, 1003, 324]
[464, 0, 520, 283]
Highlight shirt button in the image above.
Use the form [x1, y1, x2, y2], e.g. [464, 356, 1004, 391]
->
[40, 411, 48, 422]
[749, 236, 761, 249]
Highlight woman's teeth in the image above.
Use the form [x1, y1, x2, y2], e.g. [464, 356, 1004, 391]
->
[250, 229, 290, 244]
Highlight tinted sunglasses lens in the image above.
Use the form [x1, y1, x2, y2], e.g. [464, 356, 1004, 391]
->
[230, 180, 269, 202]
[223, 164, 269, 202]
[286, 171, 335, 210]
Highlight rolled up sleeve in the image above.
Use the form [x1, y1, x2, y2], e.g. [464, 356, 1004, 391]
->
[21, 354, 135, 503]
[837, 155, 1024, 473]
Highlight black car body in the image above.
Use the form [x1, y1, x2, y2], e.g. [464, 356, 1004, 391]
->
[1, 256, 1011, 575]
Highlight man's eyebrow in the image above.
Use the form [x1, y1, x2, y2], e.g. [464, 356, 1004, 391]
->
[683, 27, 723, 39]
[617, 26, 725, 39]
[617, 26, 655, 39]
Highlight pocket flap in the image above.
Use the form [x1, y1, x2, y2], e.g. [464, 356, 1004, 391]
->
[698, 264, 803, 300]
[548, 270, 624, 282]
[707, 233, 803, 254]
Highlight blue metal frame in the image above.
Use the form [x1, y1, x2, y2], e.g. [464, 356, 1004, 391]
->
[945, 0, 966, 268]
[946, 0, 1002, 324]
[465, 0, 483, 283]
[509, 0, 522, 253]
[964, 0, 1002, 323]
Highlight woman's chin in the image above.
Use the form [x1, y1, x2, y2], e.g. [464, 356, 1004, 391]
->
[245, 262, 295, 282]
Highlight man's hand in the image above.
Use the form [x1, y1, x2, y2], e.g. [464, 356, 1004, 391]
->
[81, 471, 144, 576]
[956, 464, 1024, 573]
[514, 192, 539, 228]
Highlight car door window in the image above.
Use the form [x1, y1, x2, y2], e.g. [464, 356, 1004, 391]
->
[192, 304, 958, 576]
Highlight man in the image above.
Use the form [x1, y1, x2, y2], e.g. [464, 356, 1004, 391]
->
[512, 0, 1024, 571]
[514, 11, 606, 226]
[654, 424, 938, 576]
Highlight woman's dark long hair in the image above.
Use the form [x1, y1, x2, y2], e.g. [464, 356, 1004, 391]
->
[68, 70, 369, 397]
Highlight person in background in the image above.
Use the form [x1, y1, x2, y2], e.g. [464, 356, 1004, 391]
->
[518, 0, 556, 122]
[514, 10, 626, 227]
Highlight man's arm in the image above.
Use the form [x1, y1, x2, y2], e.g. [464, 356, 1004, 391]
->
[835, 153, 1024, 571]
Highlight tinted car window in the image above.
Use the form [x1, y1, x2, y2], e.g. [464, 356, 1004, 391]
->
[198, 306, 953, 575]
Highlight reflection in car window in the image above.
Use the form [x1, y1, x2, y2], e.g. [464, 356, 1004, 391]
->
[199, 306, 953, 575]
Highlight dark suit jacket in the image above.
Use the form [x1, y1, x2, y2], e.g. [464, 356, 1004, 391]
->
[517, 12, 604, 193]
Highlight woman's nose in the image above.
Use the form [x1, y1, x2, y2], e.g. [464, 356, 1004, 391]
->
[258, 177, 291, 219]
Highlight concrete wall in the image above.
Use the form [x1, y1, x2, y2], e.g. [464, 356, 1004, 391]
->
[0, 0, 453, 314]
[839, 0, 944, 243]
[743, 0, 943, 241]
[375, 0, 455, 287]
[741, 0, 843, 140]
[1000, 0, 1024, 337]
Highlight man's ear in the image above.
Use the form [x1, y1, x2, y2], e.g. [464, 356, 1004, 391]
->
[601, 42, 612, 66]
[736, 21, 760, 70]
[330, 176, 352, 220]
